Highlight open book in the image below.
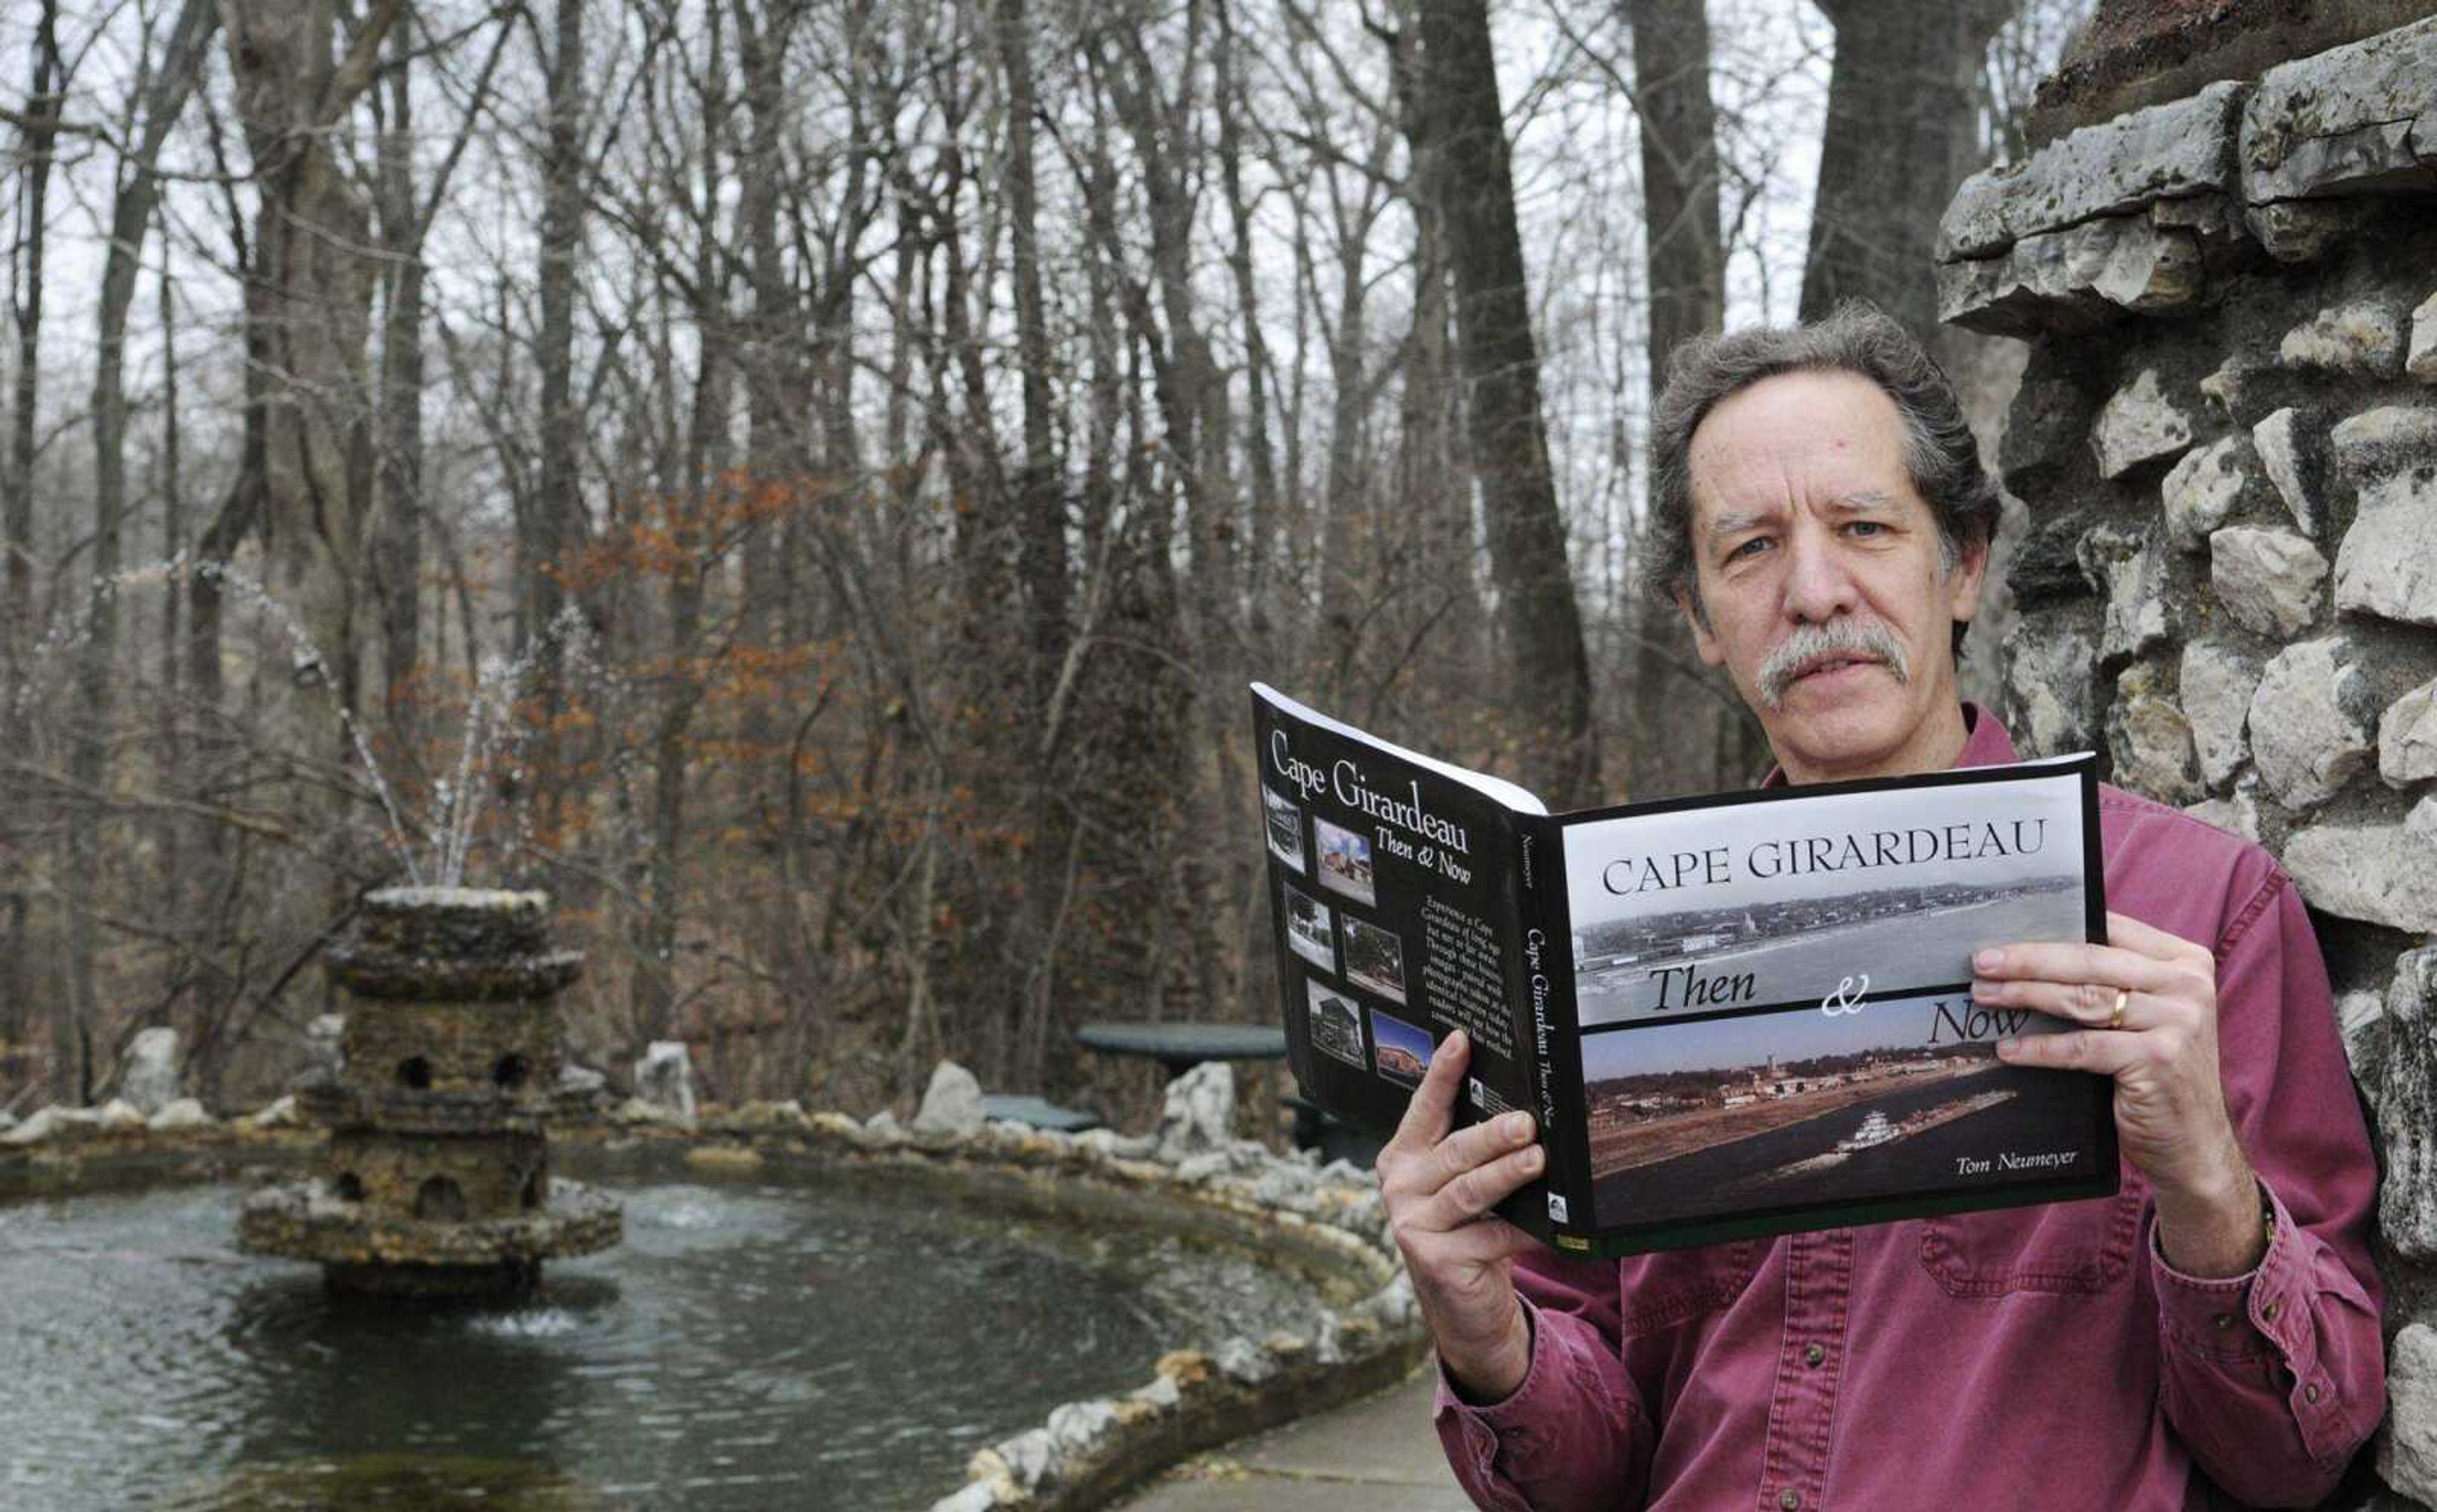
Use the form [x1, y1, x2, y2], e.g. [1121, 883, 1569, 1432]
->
[1252, 683, 2118, 1256]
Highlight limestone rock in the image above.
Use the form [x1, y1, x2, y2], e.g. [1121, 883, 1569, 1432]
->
[305, 1013, 346, 1079]
[2284, 799, 2437, 933]
[93, 1098, 147, 1131]
[2198, 353, 2271, 419]
[2412, 290, 2437, 384]
[2384, 678, 2437, 787]
[0, 1108, 12, 1134]
[2338, 989, 2386, 1091]
[1938, 216, 2202, 338]
[1047, 1399, 1121, 1459]
[988, 1428, 1058, 1494]
[1215, 1335, 1279, 1385]
[2249, 409, 2324, 536]
[2209, 526, 2327, 639]
[728, 1098, 806, 1132]
[2183, 787, 2261, 844]
[2278, 299, 2407, 377]
[1, 1105, 72, 1145]
[2242, 16, 2437, 204]
[2242, 200, 2374, 265]
[2382, 1322, 2437, 1503]
[117, 1027, 181, 1115]
[1939, 83, 2242, 260]
[242, 1095, 300, 1129]
[2078, 527, 2170, 661]
[1156, 1062, 1236, 1160]
[2375, 952, 2437, 1267]
[2332, 405, 2437, 477]
[2161, 436, 2248, 550]
[558, 1062, 607, 1101]
[862, 1109, 908, 1141]
[913, 1060, 986, 1139]
[634, 1041, 696, 1122]
[147, 1098, 213, 1132]
[2000, 358, 2097, 485]
[2335, 466, 2437, 626]
[2091, 369, 2195, 478]
[2181, 642, 2262, 790]
[2247, 637, 2379, 811]
[2108, 667, 2203, 805]
[2005, 619, 2100, 754]
[926, 1482, 1002, 1512]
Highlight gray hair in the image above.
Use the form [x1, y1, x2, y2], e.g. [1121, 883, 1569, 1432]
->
[1643, 300, 2000, 626]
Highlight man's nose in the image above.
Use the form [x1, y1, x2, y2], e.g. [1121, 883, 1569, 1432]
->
[1780, 525, 1861, 623]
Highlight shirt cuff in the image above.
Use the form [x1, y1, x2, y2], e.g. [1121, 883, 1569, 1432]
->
[2150, 1181, 2295, 1362]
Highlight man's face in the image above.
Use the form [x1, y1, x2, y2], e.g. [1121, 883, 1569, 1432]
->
[1676, 369, 1986, 785]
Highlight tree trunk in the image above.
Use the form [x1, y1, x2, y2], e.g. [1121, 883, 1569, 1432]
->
[6, 0, 64, 1088]
[71, 0, 218, 1103]
[1416, 0, 1600, 808]
[374, 18, 424, 737]
[1800, 0, 2011, 336]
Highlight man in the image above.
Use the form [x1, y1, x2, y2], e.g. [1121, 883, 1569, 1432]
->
[1382, 303, 2384, 1510]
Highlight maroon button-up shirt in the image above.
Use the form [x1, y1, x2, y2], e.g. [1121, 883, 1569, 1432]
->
[1435, 708, 2385, 1510]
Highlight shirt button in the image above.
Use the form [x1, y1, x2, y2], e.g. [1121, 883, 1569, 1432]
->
[1780, 1490, 1802, 1511]
[2305, 1383, 2322, 1404]
[2212, 1313, 2236, 1331]
[2262, 1301, 2283, 1323]
[1804, 1343, 1826, 1367]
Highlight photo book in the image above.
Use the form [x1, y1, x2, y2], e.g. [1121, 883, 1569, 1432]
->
[1252, 682, 2118, 1257]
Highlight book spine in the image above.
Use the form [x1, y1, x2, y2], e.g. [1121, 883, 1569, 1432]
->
[1511, 812, 1586, 1245]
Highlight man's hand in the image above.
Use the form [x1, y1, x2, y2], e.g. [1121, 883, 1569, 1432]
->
[1980, 910, 2264, 1277]
[1377, 1029, 1547, 1400]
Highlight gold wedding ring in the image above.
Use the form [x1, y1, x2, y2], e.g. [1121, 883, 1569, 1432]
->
[2108, 988, 2129, 1031]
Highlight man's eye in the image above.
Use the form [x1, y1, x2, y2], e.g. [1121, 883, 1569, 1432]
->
[1724, 537, 1770, 562]
[1845, 520, 1885, 538]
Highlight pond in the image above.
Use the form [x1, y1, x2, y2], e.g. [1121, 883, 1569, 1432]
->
[0, 1146, 1329, 1511]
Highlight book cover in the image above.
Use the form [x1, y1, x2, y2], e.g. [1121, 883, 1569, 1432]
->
[1252, 682, 2119, 1257]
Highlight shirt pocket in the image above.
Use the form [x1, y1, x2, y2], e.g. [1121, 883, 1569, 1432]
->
[1917, 1169, 2146, 1298]
[1617, 1239, 1769, 1336]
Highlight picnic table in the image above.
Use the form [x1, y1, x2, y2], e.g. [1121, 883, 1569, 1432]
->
[1071, 1021, 1289, 1082]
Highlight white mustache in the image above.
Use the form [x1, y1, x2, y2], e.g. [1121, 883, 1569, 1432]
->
[1757, 621, 1910, 710]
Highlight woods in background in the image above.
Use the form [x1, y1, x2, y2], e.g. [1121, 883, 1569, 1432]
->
[0, 0, 2087, 1116]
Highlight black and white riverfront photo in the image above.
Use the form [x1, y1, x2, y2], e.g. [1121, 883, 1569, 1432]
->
[1263, 786, 1307, 874]
[1579, 991, 2095, 1229]
[1281, 881, 1335, 971]
[1305, 982, 1368, 1071]
[1313, 817, 1377, 906]
[1566, 772, 2087, 1027]
[1342, 917, 1408, 1004]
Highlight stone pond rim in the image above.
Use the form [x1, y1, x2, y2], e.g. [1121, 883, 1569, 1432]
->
[238, 884, 623, 1296]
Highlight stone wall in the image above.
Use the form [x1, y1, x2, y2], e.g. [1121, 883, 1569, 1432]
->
[1939, 14, 2437, 1506]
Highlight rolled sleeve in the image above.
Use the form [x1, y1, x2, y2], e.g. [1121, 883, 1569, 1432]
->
[1432, 1294, 1653, 1512]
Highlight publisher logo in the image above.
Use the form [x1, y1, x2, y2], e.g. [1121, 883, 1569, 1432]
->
[1547, 1193, 1570, 1225]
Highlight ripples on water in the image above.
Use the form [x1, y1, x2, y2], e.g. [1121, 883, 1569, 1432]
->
[0, 1159, 1325, 1511]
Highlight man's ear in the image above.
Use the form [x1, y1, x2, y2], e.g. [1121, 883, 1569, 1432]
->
[1677, 583, 1724, 667]
[1946, 532, 1991, 624]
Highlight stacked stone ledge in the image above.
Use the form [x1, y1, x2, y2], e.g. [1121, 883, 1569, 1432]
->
[1941, 15, 2437, 1507]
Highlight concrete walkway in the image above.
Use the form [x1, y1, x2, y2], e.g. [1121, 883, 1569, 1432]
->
[1109, 1365, 1477, 1512]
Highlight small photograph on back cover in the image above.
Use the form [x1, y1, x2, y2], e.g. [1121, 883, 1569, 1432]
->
[1370, 1008, 1434, 1087]
[1305, 980, 1368, 1070]
[1342, 917, 1407, 1003]
[1313, 815, 1377, 906]
[1281, 880, 1336, 971]
[1263, 784, 1307, 873]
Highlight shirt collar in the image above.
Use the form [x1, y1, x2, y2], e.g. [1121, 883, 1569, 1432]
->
[1759, 702, 2014, 787]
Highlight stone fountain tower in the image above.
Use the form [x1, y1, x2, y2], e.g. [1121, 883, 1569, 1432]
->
[241, 888, 621, 1295]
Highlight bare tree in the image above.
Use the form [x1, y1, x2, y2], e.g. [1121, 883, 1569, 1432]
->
[1414, 0, 1599, 808]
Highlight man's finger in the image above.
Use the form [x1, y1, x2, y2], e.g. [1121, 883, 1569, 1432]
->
[2104, 910, 2211, 966]
[1387, 1027, 1470, 1155]
[1972, 978, 2156, 1028]
[1974, 938, 2183, 994]
[1995, 1027, 2143, 1077]
[1422, 1141, 1546, 1232]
